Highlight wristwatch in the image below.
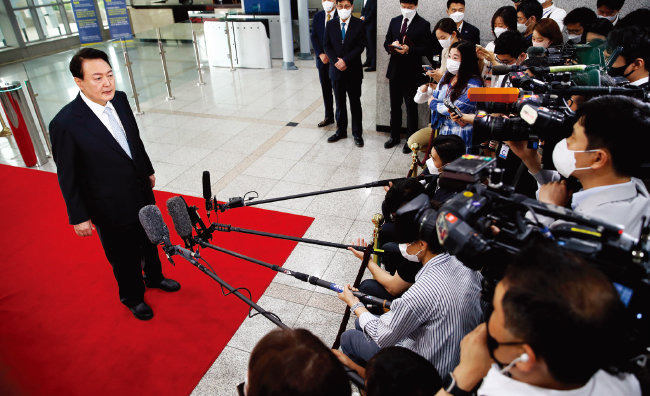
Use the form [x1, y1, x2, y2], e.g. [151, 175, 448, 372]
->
[350, 302, 365, 314]
[442, 372, 473, 396]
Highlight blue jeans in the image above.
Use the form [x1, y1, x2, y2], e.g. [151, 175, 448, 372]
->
[340, 318, 381, 366]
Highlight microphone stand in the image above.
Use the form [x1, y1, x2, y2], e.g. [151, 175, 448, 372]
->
[215, 174, 436, 212]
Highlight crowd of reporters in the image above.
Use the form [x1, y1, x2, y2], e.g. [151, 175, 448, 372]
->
[238, 1, 650, 395]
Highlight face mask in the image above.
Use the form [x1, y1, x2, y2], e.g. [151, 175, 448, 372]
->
[517, 20, 528, 33]
[537, 0, 547, 4]
[438, 37, 452, 49]
[449, 11, 464, 23]
[598, 14, 617, 23]
[485, 314, 526, 371]
[401, 7, 417, 21]
[399, 243, 422, 262]
[552, 138, 598, 178]
[322, 1, 334, 12]
[425, 158, 440, 175]
[567, 34, 582, 43]
[338, 8, 352, 20]
[608, 63, 634, 78]
[446, 59, 461, 75]
[494, 27, 508, 38]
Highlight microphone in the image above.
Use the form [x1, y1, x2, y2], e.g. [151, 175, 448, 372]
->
[166, 196, 195, 247]
[526, 45, 546, 58]
[307, 277, 392, 309]
[202, 171, 213, 215]
[139, 204, 199, 265]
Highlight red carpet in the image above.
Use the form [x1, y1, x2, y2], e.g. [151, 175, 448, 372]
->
[0, 164, 314, 395]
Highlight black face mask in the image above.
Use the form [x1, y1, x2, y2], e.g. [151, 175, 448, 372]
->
[485, 315, 525, 369]
[608, 63, 634, 78]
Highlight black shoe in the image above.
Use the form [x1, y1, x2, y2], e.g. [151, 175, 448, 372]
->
[354, 136, 364, 147]
[384, 137, 400, 149]
[128, 302, 153, 320]
[318, 118, 335, 128]
[364, 67, 376, 72]
[402, 143, 411, 154]
[328, 132, 347, 143]
[145, 278, 181, 292]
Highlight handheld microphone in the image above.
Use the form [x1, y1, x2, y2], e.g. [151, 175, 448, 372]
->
[166, 196, 195, 247]
[307, 277, 392, 309]
[202, 171, 213, 215]
[139, 204, 199, 265]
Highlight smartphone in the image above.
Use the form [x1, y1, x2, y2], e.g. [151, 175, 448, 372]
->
[391, 44, 404, 50]
[422, 65, 434, 71]
[443, 98, 463, 118]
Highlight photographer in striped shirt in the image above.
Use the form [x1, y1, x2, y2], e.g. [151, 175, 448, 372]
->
[337, 194, 483, 374]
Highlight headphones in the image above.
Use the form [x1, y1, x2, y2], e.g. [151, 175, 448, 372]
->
[499, 353, 530, 374]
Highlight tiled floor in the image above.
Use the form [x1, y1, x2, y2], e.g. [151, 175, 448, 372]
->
[0, 47, 413, 395]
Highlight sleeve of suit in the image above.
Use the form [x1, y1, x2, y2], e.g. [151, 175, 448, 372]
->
[384, 21, 395, 54]
[49, 118, 90, 225]
[310, 16, 324, 56]
[323, 24, 336, 64]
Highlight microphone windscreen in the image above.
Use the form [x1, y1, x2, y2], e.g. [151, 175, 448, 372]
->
[491, 65, 515, 75]
[139, 205, 169, 245]
[526, 46, 545, 57]
[202, 171, 212, 201]
[166, 196, 194, 239]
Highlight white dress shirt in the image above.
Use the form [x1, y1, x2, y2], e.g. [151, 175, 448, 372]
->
[631, 76, 649, 86]
[542, 4, 567, 32]
[80, 91, 127, 145]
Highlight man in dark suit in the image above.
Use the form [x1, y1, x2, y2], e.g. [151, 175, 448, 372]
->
[311, 1, 338, 128]
[446, 0, 480, 45]
[384, 0, 433, 153]
[324, 0, 366, 147]
[49, 48, 180, 321]
[361, 0, 377, 71]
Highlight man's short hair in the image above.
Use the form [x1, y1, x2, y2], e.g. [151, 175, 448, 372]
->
[607, 25, 650, 74]
[586, 18, 614, 37]
[501, 238, 629, 385]
[494, 31, 526, 58]
[615, 8, 650, 30]
[384, 178, 425, 215]
[446, 0, 464, 9]
[517, 0, 543, 21]
[365, 346, 442, 396]
[400, 0, 418, 6]
[247, 328, 350, 396]
[597, 0, 625, 10]
[430, 134, 465, 165]
[575, 96, 650, 177]
[563, 7, 598, 29]
[69, 48, 111, 80]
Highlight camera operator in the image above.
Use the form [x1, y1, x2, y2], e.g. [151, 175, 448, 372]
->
[508, 95, 650, 238]
[516, 0, 544, 47]
[606, 25, 650, 89]
[585, 18, 613, 45]
[434, 239, 642, 396]
[337, 210, 483, 374]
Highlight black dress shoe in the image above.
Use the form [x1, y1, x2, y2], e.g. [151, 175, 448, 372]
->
[384, 137, 400, 149]
[354, 136, 364, 147]
[128, 302, 153, 320]
[364, 67, 376, 72]
[318, 118, 335, 128]
[402, 143, 412, 154]
[328, 132, 347, 143]
[146, 278, 181, 292]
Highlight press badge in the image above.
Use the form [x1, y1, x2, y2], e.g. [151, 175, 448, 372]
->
[499, 144, 510, 159]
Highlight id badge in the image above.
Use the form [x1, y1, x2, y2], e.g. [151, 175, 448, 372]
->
[499, 144, 510, 160]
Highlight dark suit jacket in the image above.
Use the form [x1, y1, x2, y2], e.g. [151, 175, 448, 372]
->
[311, 9, 337, 68]
[460, 21, 481, 45]
[324, 16, 366, 82]
[361, 0, 377, 26]
[384, 13, 434, 81]
[49, 91, 155, 228]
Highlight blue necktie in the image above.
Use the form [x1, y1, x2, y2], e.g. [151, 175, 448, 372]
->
[104, 107, 132, 158]
[341, 22, 346, 41]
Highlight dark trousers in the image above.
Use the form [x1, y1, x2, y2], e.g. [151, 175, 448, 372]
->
[332, 77, 363, 138]
[96, 222, 164, 307]
[317, 62, 336, 120]
[364, 23, 376, 67]
[341, 318, 381, 366]
[358, 279, 394, 315]
[389, 78, 419, 140]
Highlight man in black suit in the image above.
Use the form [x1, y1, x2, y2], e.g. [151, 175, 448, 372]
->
[361, 0, 377, 71]
[383, 0, 433, 153]
[446, 0, 480, 45]
[324, 0, 366, 148]
[311, 1, 338, 128]
[49, 48, 180, 321]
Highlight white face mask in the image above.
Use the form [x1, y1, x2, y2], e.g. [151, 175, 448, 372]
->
[552, 138, 598, 178]
[567, 34, 582, 43]
[494, 27, 508, 38]
[401, 7, 417, 21]
[338, 7, 352, 21]
[517, 22, 528, 33]
[425, 158, 440, 175]
[438, 37, 452, 49]
[598, 14, 617, 23]
[399, 243, 422, 262]
[449, 11, 464, 23]
[537, 0, 547, 4]
[322, 1, 334, 12]
[533, 40, 550, 49]
[446, 59, 461, 75]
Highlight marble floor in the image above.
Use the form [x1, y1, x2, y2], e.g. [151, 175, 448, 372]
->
[0, 46, 413, 395]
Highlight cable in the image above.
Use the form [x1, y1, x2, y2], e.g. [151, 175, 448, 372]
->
[243, 191, 259, 202]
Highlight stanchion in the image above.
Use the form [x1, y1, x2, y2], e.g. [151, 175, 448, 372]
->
[120, 40, 143, 115]
[225, 20, 236, 71]
[156, 28, 175, 101]
[192, 30, 206, 86]
[23, 79, 52, 154]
